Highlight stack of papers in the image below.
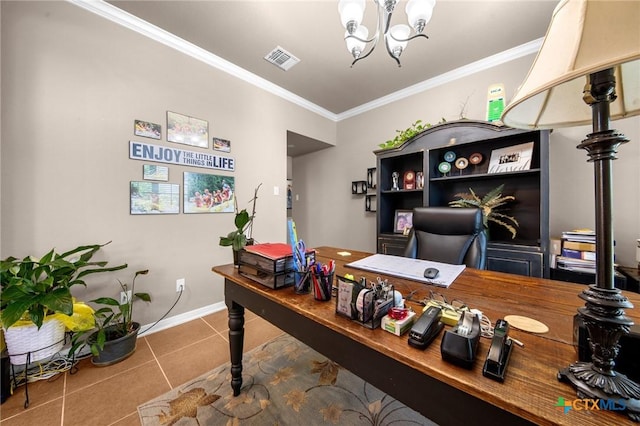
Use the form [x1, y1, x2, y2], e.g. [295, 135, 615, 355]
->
[345, 254, 466, 288]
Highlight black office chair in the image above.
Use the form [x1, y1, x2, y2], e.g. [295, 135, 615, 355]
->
[403, 207, 487, 269]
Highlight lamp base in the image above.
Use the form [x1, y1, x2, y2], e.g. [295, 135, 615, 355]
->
[558, 285, 640, 421]
[558, 365, 640, 421]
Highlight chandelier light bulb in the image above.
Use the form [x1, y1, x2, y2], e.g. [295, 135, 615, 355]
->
[406, 0, 435, 33]
[338, 0, 366, 33]
[346, 25, 369, 58]
[387, 24, 410, 58]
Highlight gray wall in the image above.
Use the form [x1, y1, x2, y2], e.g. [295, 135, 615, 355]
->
[0, 1, 335, 327]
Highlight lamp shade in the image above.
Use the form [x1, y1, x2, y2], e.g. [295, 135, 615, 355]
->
[501, 0, 640, 129]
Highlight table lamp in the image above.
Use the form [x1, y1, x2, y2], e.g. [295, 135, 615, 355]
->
[501, 0, 640, 420]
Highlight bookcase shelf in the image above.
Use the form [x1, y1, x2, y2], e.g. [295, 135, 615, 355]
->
[374, 120, 550, 278]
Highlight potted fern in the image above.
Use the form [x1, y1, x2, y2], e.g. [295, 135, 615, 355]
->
[449, 184, 519, 239]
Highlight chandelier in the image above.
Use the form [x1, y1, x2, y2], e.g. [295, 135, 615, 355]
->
[338, 0, 435, 67]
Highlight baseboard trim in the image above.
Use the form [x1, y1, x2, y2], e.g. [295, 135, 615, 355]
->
[138, 302, 227, 336]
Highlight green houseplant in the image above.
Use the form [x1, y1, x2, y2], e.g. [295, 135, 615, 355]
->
[449, 184, 519, 239]
[219, 183, 262, 253]
[0, 242, 127, 364]
[70, 269, 151, 366]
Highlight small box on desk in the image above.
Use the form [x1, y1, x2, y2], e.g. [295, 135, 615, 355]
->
[381, 311, 416, 336]
[238, 264, 295, 289]
[237, 243, 316, 289]
[239, 244, 317, 274]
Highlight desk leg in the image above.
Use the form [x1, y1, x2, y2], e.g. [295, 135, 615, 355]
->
[227, 301, 245, 396]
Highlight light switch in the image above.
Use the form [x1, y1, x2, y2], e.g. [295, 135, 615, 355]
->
[273, 186, 279, 196]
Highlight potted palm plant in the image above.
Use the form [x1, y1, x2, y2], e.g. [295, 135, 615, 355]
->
[71, 269, 151, 366]
[0, 242, 127, 364]
[449, 184, 519, 239]
[219, 183, 262, 264]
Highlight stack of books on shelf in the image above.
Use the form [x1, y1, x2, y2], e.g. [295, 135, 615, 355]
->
[556, 229, 598, 274]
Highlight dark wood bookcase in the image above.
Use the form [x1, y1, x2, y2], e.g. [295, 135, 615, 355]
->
[374, 120, 550, 278]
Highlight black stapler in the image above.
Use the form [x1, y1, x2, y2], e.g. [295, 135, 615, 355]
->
[440, 310, 481, 369]
[482, 319, 513, 382]
[408, 305, 444, 349]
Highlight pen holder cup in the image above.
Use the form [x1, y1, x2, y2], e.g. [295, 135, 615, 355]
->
[294, 270, 312, 294]
[312, 272, 334, 301]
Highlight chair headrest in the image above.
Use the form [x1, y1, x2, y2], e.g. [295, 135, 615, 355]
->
[412, 207, 483, 236]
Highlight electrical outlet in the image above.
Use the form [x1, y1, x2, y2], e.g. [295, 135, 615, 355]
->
[120, 290, 132, 304]
[176, 278, 185, 292]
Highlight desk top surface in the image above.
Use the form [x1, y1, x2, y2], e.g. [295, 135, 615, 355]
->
[213, 246, 640, 425]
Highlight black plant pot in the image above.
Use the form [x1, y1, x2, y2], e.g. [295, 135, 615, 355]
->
[90, 322, 140, 367]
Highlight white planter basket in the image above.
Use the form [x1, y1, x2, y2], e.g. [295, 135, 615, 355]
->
[3, 318, 66, 365]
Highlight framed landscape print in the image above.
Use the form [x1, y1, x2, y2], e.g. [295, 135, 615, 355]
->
[183, 172, 235, 213]
[130, 181, 180, 215]
[167, 111, 209, 148]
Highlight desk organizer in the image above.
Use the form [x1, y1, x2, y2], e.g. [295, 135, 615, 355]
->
[335, 275, 394, 329]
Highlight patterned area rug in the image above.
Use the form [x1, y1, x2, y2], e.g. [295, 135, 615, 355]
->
[138, 334, 436, 425]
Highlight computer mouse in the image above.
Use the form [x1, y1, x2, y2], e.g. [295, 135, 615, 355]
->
[424, 267, 439, 279]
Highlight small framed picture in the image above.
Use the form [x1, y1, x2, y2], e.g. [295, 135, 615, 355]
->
[134, 120, 161, 140]
[167, 111, 209, 148]
[488, 142, 534, 173]
[213, 137, 231, 152]
[130, 181, 180, 215]
[143, 164, 169, 181]
[394, 210, 413, 234]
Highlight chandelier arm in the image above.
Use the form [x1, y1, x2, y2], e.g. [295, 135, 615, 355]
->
[388, 33, 429, 43]
[351, 38, 379, 67]
[384, 42, 402, 67]
[344, 33, 378, 44]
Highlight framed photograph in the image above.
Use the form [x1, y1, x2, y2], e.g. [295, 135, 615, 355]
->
[488, 142, 534, 173]
[167, 111, 209, 148]
[394, 210, 413, 234]
[213, 137, 231, 153]
[183, 172, 235, 213]
[134, 119, 161, 140]
[130, 181, 180, 215]
[143, 164, 169, 181]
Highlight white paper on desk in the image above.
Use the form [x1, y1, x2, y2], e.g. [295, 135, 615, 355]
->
[345, 254, 465, 288]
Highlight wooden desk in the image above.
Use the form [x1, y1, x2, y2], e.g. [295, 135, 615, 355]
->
[213, 246, 640, 426]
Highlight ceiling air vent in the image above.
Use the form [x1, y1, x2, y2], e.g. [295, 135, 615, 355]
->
[264, 46, 300, 71]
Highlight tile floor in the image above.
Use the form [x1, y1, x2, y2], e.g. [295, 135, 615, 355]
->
[0, 309, 284, 426]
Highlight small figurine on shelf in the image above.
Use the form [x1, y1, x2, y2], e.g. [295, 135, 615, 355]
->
[416, 172, 424, 189]
[391, 172, 400, 191]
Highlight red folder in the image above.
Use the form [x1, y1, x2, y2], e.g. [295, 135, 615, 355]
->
[243, 243, 293, 260]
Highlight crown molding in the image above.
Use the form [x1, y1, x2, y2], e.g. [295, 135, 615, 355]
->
[336, 38, 543, 121]
[68, 0, 339, 121]
[69, 0, 541, 123]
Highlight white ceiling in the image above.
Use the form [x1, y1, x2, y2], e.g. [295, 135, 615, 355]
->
[99, 0, 559, 154]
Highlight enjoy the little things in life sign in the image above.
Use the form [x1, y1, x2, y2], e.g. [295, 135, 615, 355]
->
[129, 141, 235, 171]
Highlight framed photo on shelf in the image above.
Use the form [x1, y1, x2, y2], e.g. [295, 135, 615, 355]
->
[167, 111, 209, 148]
[394, 210, 413, 234]
[134, 120, 161, 140]
[130, 181, 179, 215]
[488, 142, 534, 173]
[142, 164, 169, 181]
[213, 137, 231, 152]
[183, 172, 235, 213]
